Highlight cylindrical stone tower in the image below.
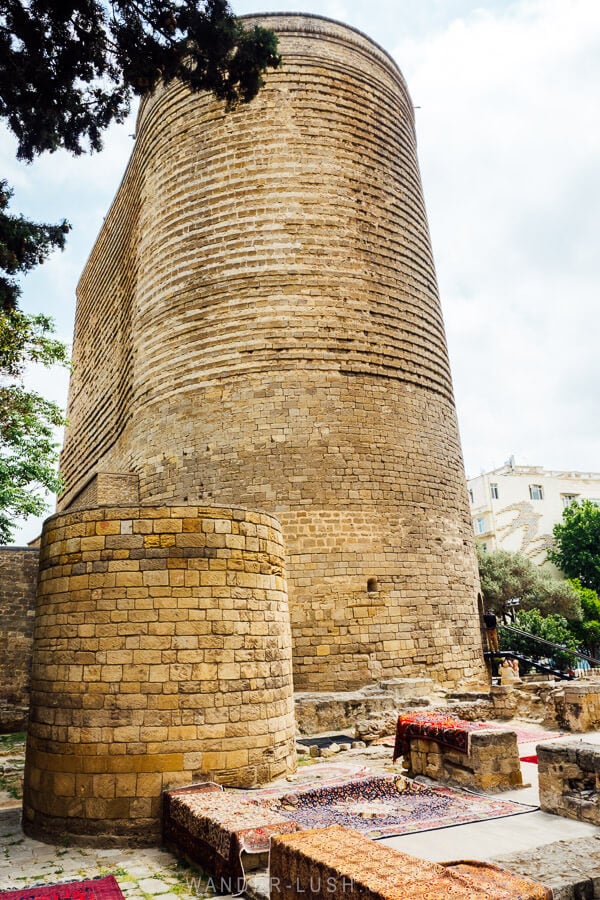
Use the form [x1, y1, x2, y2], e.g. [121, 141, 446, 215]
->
[23, 505, 296, 845]
[56, 14, 486, 692]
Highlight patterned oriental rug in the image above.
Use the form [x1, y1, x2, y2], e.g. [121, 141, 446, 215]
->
[163, 784, 300, 884]
[483, 724, 565, 744]
[393, 712, 493, 761]
[0, 876, 124, 900]
[262, 774, 538, 840]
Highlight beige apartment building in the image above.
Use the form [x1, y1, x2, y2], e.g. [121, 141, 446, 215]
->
[468, 461, 600, 565]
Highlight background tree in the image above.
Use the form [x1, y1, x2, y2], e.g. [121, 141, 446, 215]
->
[0, 0, 280, 161]
[549, 499, 600, 594]
[567, 578, 600, 660]
[0, 180, 69, 312]
[477, 547, 581, 621]
[0, 1, 280, 539]
[0, 310, 68, 543]
[498, 607, 580, 670]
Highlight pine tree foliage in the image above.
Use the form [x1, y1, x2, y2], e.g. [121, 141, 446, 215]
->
[0, 0, 281, 161]
[0, 1, 280, 539]
[0, 180, 70, 312]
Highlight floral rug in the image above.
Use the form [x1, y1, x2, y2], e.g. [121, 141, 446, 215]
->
[263, 774, 537, 839]
[0, 876, 124, 900]
[257, 763, 371, 795]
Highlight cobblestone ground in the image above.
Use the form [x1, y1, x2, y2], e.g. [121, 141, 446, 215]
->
[0, 734, 393, 899]
[0, 734, 221, 900]
[0, 808, 222, 898]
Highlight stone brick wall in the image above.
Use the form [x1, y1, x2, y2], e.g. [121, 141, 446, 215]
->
[538, 741, 600, 825]
[22, 505, 296, 845]
[490, 681, 600, 731]
[404, 730, 523, 791]
[57, 14, 486, 691]
[0, 547, 39, 732]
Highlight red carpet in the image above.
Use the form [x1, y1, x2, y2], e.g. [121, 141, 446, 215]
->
[0, 876, 124, 900]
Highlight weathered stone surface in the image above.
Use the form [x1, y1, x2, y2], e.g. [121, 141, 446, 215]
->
[492, 836, 600, 900]
[555, 683, 600, 732]
[0, 547, 38, 731]
[404, 729, 523, 792]
[56, 13, 486, 693]
[538, 740, 600, 825]
[22, 505, 296, 846]
[489, 681, 600, 731]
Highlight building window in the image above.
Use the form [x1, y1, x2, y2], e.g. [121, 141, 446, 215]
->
[468, 488, 474, 503]
[529, 484, 544, 501]
[476, 517, 486, 534]
[561, 494, 578, 508]
[490, 483, 499, 500]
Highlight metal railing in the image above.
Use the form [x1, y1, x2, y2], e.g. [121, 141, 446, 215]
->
[500, 622, 600, 667]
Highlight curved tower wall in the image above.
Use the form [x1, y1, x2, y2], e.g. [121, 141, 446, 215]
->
[58, 14, 486, 690]
[23, 505, 296, 845]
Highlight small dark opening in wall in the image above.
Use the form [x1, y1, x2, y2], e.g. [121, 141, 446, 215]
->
[367, 577, 379, 593]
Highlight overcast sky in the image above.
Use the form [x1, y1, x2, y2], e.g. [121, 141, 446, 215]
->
[3, 0, 600, 544]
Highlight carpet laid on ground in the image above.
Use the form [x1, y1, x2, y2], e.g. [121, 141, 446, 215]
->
[483, 723, 565, 744]
[263, 774, 538, 839]
[163, 783, 301, 883]
[0, 876, 124, 900]
[257, 763, 371, 795]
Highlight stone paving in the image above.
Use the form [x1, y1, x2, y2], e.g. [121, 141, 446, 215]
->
[0, 737, 395, 899]
[0, 807, 221, 899]
[2, 725, 600, 899]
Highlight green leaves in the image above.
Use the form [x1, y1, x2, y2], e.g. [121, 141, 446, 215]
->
[566, 578, 600, 659]
[0, 310, 70, 376]
[0, 180, 69, 312]
[500, 607, 579, 668]
[477, 546, 581, 621]
[549, 499, 600, 594]
[0, 1, 281, 161]
[0, 311, 68, 543]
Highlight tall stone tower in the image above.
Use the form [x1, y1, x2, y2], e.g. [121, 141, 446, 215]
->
[24, 12, 487, 846]
[58, 13, 486, 692]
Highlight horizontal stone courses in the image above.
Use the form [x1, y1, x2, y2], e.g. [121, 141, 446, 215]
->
[54, 11, 485, 699]
[24, 502, 297, 843]
[262, 23, 412, 98]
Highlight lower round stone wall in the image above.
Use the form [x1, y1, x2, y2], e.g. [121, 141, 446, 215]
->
[22, 505, 296, 846]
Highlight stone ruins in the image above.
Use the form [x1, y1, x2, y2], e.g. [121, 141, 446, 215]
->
[16, 14, 488, 844]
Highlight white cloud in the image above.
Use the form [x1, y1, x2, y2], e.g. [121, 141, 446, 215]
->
[395, 0, 600, 475]
[4, 0, 600, 541]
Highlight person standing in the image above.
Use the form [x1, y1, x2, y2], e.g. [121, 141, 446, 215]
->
[483, 609, 499, 652]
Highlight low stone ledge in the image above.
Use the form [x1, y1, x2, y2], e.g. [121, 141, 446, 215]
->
[538, 740, 600, 824]
[556, 683, 600, 732]
[492, 835, 600, 900]
[404, 729, 523, 792]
